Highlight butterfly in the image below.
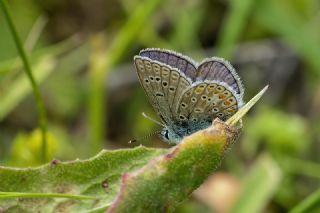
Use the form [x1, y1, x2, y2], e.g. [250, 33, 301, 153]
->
[133, 48, 244, 144]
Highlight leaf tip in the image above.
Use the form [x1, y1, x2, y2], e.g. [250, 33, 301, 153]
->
[226, 85, 269, 126]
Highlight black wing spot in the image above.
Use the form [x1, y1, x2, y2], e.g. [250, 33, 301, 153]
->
[155, 92, 164, 97]
[217, 112, 224, 118]
[212, 108, 219, 112]
[181, 102, 187, 108]
[217, 86, 223, 91]
[179, 115, 187, 120]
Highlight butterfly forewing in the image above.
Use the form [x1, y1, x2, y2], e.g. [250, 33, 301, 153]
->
[139, 49, 198, 81]
[134, 56, 192, 126]
[134, 57, 171, 125]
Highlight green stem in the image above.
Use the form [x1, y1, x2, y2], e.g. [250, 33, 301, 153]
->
[284, 156, 320, 179]
[0, 0, 48, 162]
[289, 188, 320, 213]
[0, 192, 94, 200]
[216, 0, 256, 59]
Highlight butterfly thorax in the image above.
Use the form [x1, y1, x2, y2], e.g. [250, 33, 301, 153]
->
[160, 121, 211, 144]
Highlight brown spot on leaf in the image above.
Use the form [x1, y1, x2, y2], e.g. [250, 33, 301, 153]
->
[102, 179, 109, 192]
[51, 159, 60, 165]
[165, 147, 180, 160]
[211, 118, 241, 153]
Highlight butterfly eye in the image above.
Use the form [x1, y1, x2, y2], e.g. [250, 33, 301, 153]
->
[164, 130, 169, 140]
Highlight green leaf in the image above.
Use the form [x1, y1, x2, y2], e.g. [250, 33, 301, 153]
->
[0, 120, 240, 212]
[0, 147, 166, 212]
[107, 119, 240, 213]
[0, 55, 56, 120]
[217, 0, 257, 59]
[289, 188, 320, 213]
[0, 87, 266, 212]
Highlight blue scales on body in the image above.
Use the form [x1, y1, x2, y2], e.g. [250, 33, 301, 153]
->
[134, 48, 244, 144]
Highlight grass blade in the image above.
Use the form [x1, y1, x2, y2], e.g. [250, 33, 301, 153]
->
[0, 0, 48, 162]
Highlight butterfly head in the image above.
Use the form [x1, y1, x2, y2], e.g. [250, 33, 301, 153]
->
[160, 128, 183, 144]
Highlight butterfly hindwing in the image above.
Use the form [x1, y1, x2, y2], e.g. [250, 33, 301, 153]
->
[176, 82, 241, 123]
[196, 58, 244, 97]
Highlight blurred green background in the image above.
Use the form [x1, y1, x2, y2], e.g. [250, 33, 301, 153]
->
[0, 0, 319, 212]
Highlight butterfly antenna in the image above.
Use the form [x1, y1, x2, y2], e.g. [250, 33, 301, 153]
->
[141, 112, 165, 127]
[129, 130, 161, 143]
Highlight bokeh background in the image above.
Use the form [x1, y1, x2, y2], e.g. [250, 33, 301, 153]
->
[0, 0, 320, 212]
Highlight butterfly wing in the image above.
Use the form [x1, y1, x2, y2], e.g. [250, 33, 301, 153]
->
[176, 81, 242, 124]
[134, 49, 245, 141]
[196, 57, 244, 97]
[134, 55, 192, 126]
[139, 48, 198, 81]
